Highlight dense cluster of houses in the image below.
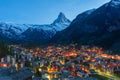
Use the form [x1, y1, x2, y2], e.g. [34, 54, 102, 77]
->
[0, 45, 120, 80]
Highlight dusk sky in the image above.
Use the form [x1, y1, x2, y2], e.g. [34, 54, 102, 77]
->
[0, 0, 110, 24]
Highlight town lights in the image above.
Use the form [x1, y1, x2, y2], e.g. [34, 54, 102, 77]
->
[15, 63, 19, 71]
[38, 68, 42, 72]
[46, 75, 50, 80]
[91, 59, 95, 62]
[3, 64, 8, 67]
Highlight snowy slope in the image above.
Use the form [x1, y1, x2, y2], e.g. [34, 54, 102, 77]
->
[0, 22, 30, 38]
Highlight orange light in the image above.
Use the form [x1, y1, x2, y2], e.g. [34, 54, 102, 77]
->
[0, 64, 8, 68]
[91, 59, 95, 62]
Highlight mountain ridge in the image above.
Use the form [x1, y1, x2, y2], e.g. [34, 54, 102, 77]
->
[0, 12, 71, 45]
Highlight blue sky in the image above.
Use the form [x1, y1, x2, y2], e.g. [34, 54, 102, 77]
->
[0, 0, 110, 24]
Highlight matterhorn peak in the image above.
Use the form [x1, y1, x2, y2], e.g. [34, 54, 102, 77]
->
[58, 12, 66, 19]
[52, 12, 71, 24]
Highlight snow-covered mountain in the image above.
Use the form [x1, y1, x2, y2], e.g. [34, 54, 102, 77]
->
[0, 23, 29, 38]
[52, 12, 71, 31]
[0, 12, 71, 44]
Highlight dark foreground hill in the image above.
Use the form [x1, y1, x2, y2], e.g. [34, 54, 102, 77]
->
[51, 0, 120, 54]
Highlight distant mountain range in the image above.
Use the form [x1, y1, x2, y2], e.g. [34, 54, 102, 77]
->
[0, 12, 71, 45]
[51, 0, 120, 54]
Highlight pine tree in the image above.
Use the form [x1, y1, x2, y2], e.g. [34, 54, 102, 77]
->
[0, 40, 9, 57]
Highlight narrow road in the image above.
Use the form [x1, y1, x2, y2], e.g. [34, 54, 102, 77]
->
[95, 69, 120, 80]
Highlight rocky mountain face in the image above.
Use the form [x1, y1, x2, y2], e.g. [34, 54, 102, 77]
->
[51, 0, 120, 54]
[0, 12, 71, 45]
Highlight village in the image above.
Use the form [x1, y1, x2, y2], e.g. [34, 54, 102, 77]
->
[0, 44, 120, 80]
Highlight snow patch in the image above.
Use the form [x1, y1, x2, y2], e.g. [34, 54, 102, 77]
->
[85, 9, 96, 15]
[110, 0, 120, 6]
